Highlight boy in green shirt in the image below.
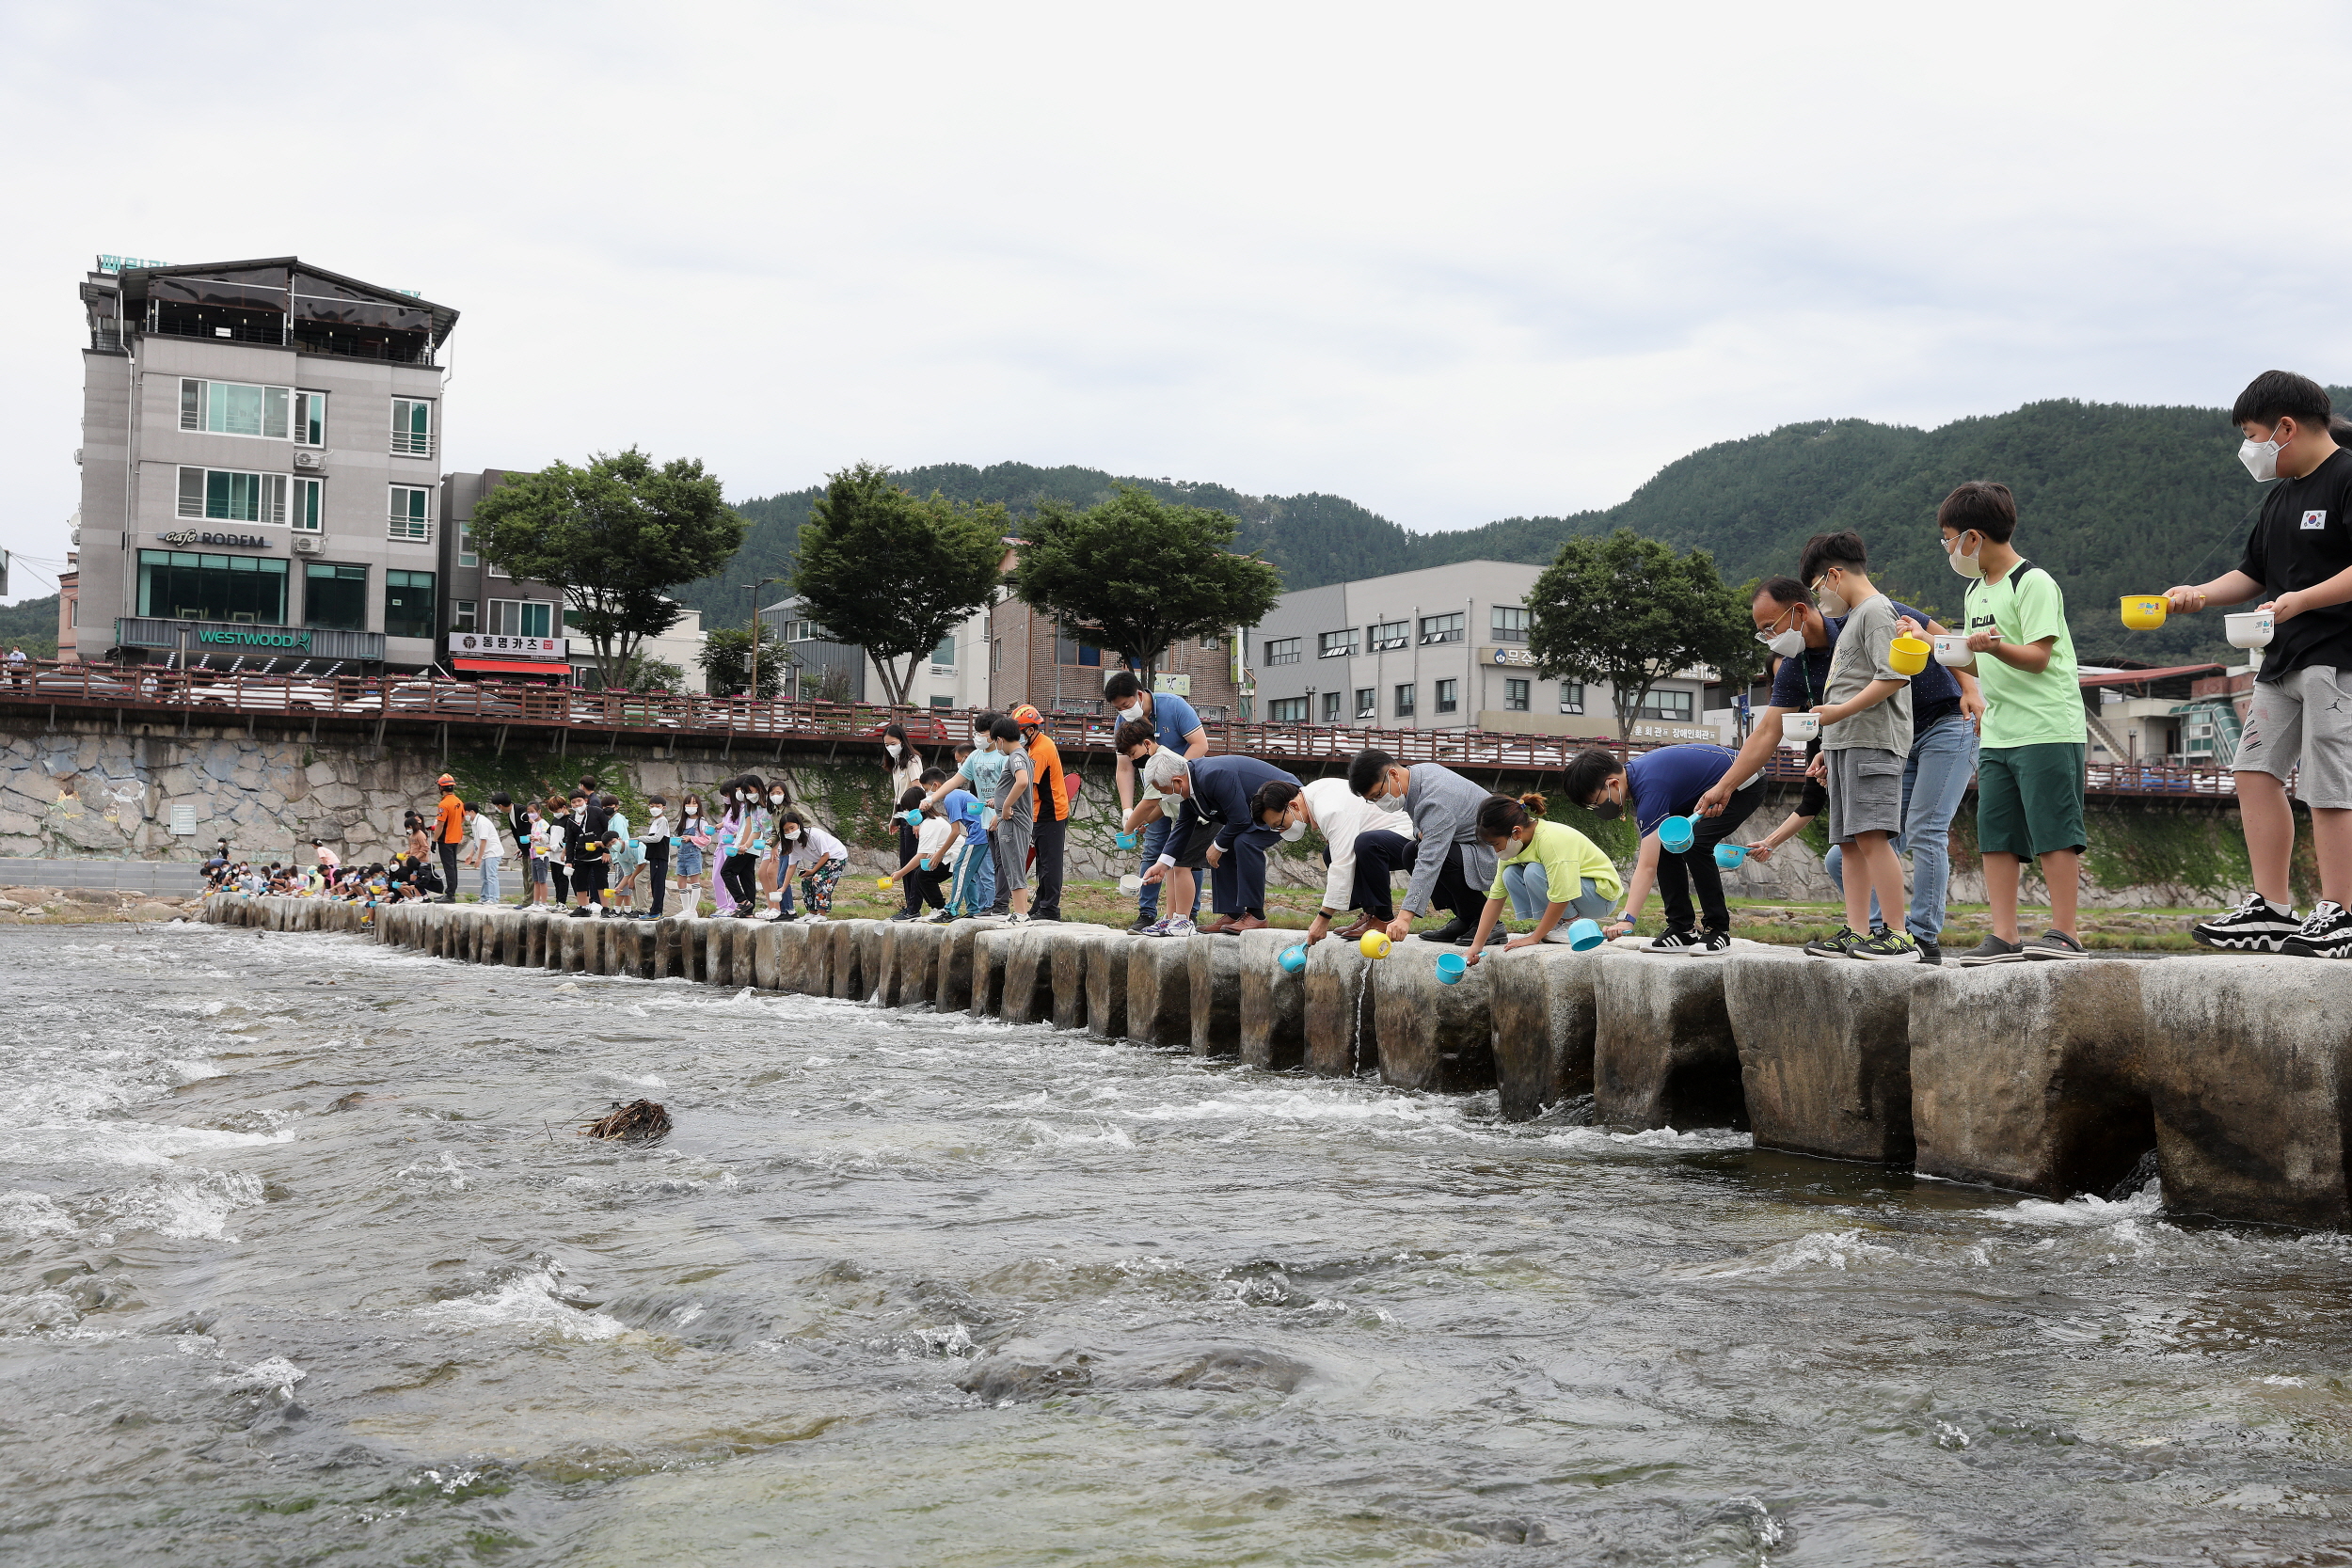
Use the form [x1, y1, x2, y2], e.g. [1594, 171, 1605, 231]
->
[1938, 481, 2089, 963]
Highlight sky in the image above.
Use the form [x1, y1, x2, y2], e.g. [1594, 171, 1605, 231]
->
[5, 0, 2347, 607]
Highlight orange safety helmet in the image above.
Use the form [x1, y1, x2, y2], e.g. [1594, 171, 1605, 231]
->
[437, 773, 456, 787]
[1009, 704, 1043, 729]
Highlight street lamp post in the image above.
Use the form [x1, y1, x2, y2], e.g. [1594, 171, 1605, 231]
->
[740, 578, 784, 700]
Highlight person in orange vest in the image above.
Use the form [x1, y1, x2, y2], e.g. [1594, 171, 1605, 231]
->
[432, 773, 466, 905]
[1009, 704, 1070, 922]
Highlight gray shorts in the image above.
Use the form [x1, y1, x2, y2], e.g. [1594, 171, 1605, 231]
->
[2235, 665, 2352, 809]
[1825, 745, 1905, 846]
[993, 812, 1034, 892]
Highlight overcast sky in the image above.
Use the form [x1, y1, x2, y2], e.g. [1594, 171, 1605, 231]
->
[4, 0, 2343, 606]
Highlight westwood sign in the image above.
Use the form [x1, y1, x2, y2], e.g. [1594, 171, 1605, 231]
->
[196, 627, 310, 650]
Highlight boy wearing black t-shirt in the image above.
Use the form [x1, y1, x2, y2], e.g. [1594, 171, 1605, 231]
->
[2169, 370, 2352, 958]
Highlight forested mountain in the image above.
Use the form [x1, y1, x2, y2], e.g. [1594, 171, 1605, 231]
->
[0, 594, 60, 659]
[681, 389, 2352, 672]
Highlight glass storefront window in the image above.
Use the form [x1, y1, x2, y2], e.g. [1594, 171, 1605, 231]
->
[384, 570, 437, 639]
[135, 548, 286, 624]
[306, 563, 369, 631]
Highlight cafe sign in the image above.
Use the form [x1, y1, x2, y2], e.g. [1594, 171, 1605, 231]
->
[158, 529, 272, 549]
[451, 632, 567, 660]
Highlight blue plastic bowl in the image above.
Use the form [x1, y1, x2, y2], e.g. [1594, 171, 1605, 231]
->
[1278, 943, 1309, 974]
[1714, 842, 1748, 868]
[1435, 951, 1468, 985]
[901, 808, 925, 827]
[1115, 832, 1139, 850]
[1566, 918, 1606, 952]
[1657, 815, 1695, 854]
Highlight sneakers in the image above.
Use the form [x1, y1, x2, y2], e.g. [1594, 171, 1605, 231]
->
[1645, 928, 1709, 955]
[1421, 916, 1472, 944]
[1804, 927, 1859, 958]
[2282, 901, 2352, 959]
[2193, 893, 2302, 954]
[1849, 925, 1921, 963]
[2026, 928, 2089, 960]
[1915, 938, 1942, 967]
[1126, 915, 1159, 934]
[926, 910, 958, 924]
[1007, 911, 1033, 926]
[1454, 927, 1508, 947]
[1953, 934, 2028, 966]
[1143, 916, 1197, 938]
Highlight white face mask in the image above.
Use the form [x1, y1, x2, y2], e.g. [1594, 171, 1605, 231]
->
[683, 805, 697, 816]
[2241, 430, 2284, 483]
[885, 742, 902, 757]
[1279, 818, 1308, 843]
[1811, 576, 1849, 618]
[1944, 532, 1985, 579]
[769, 792, 787, 805]
[1112, 701, 1140, 721]
[1756, 610, 1805, 659]
[784, 829, 801, 841]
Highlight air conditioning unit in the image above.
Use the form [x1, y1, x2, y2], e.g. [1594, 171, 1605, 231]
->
[293, 450, 324, 469]
[292, 534, 325, 554]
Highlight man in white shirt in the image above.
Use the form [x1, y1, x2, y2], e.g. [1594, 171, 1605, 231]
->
[1251, 776, 1416, 945]
[460, 800, 504, 906]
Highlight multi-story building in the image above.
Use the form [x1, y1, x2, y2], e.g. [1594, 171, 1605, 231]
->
[984, 588, 1240, 720]
[72, 255, 456, 671]
[438, 468, 572, 683]
[757, 596, 990, 710]
[1243, 560, 1723, 742]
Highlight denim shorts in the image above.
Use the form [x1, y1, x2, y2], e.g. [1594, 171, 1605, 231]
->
[674, 843, 705, 877]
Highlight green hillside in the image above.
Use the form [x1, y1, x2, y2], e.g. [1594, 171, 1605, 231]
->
[674, 389, 2351, 673]
[0, 594, 60, 659]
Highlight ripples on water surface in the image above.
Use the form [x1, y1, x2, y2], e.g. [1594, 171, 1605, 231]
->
[7, 925, 2352, 1564]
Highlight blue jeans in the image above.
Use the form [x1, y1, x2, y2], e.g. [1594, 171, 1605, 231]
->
[1135, 814, 1201, 920]
[478, 855, 502, 905]
[1502, 864, 1614, 921]
[1823, 714, 1979, 941]
[950, 837, 995, 915]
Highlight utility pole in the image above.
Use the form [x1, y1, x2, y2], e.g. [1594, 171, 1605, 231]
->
[740, 577, 783, 699]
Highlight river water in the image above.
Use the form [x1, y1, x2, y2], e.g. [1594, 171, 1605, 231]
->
[7, 923, 2352, 1565]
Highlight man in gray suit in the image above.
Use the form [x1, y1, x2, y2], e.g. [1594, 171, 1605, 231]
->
[1345, 748, 1501, 946]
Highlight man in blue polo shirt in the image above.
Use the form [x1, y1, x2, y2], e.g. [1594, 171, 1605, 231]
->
[1702, 573, 1983, 963]
[1106, 670, 1208, 932]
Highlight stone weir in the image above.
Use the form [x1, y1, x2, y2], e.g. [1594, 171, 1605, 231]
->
[202, 896, 2352, 1231]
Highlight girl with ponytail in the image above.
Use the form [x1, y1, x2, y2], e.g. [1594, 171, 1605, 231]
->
[1463, 790, 1626, 963]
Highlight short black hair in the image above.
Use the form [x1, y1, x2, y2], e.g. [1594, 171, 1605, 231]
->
[1936, 481, 2018, 545]
[489, 791, 512, 806]
[1103, 671, 1142, 703]
[1797, 531, 1867, 584]
[1113, 717, 1157, 754]
[1755, 576, 1813, 610]
[1563, 748, 1624, 806]
[919, 767, 949, 785]
[1346, 748, 1399, 796]
[2232, 370, 2332, 431]
[987, 717, 1021, 743]
[1251, 779, 1301, 821]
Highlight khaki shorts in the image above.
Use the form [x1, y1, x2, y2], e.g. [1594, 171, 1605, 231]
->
[2235, 665, 2352, 810]
[1825, 746, 1905, 846]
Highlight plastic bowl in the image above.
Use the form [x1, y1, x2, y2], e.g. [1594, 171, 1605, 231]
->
[1114, 832, 1139, 850]
[1117, 874, 1143, 895]
[1713, 842, 1747, 868]
[1565, 918, 1606, 952]
[2121, 594, 2168, 630]
[1888, 635, 1931, 675]
[875, 876, 893, 890]
[1359, 931, 1392, 960]
[1435, 951, 1468, 985]
[1657, 815, 1695, 854]
[1932, 633, 1971, 666]
[2227, 611, 2276, 650]
[1783, 713, 1820, 742]
[1278, 943, 1309, 974]
[901, 809, 925, 827]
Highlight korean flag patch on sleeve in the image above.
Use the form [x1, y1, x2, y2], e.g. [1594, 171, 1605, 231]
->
[2304, 509, 2329, 530]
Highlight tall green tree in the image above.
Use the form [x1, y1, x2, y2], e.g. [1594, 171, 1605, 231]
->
[791, 464, 1008, 706]
[470, 448, 747, 690]
[1009, 485, 1283, 680]
[1526, 529, 1758, 744]
[697, 625, 787, 699]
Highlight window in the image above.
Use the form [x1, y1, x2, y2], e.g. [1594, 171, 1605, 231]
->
[930, 693, 953, 709]
[457, 523, 478, 569]
[487, 598, 554, 638]
[1492, 606, 1531, 642]
[384, 570, 436, 639]
[1394, 683, 1416, 717]
[993, 639, 1002, 673]
[933, 633, 957, 665]
[1201, 633, 1222, 649]
[1559, 681, 1585, 715]
[1436, 678, 1459, 713]
[1355, 688, 1375, 720]
[292, 476, 322, 532]
[1318, 628, 1358, 659]
[179, 379, 290, 440]
[1640, 689, 1694, 721]
[1420, 612, 1464, 644]
[390, 398, 433, 457]
[176, 467, 288, 525]
[1322, 690, 1342, 723]
[1263, 637, 1301, 665]
[293, 391, 326, 447]
[452, 599, 478, 632]
[1504, 677, 1531, 712]
[304, 563, 369, 631]
[1267, 696, 1308, 722]
[389, 484, 431, 542]
[136, 548, 288, 624]
[1053, 635, 1102, 667]
[1367, 620, 1408, 651]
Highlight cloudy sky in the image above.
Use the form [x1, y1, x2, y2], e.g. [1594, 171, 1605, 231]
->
[3, 0, 2343, 605]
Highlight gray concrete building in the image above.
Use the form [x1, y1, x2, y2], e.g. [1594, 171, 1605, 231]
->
[438, 469, 574, 682]
[73, 256, 456, 672]
[1242, 560, 1724, 742]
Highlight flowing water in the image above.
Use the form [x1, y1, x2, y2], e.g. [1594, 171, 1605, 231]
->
[9, 923, 2352, 1565]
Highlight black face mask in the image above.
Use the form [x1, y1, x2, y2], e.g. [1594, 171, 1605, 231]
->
[1589, 800, 1624, 822]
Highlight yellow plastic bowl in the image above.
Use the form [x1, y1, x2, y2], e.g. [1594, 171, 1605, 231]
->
[2121, 594, 2167, 630]
[875, 876, 893, 890]
[1887, 636, 1930, 676]
[1359, 931, 1393, 960]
